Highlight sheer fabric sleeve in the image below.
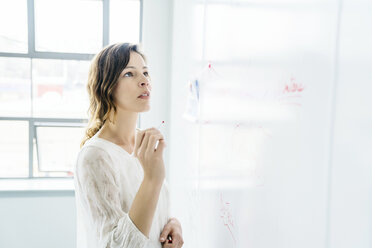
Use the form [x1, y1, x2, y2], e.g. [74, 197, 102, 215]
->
[75, 146, 149, 248]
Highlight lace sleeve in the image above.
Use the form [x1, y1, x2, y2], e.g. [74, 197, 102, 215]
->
[75, 146, 149, 248]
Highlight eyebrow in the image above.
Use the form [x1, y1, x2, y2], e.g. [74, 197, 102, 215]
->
[124, 66, 148, 70]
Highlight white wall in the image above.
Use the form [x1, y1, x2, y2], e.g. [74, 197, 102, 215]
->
[0, 191, 75, 248]
[140, 0, 173, 178]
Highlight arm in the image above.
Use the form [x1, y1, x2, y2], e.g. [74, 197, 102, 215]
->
[130, 127, 167, 238]
[76, 146, 149, 248]
[129, 176, 163, 238]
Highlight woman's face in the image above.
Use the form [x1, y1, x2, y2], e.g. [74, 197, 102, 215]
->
[114, 51, 152, 113]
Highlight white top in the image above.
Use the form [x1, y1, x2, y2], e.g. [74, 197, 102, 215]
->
[73, 129, 171, 248]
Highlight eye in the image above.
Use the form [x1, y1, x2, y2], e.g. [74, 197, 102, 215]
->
[124, 72, 133, 77]
[144, 71, 150, 77]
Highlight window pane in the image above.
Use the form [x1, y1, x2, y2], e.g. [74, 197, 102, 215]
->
[34, 125, 85, 177]
[0, 57, 31, 117]
[0, 120, 29, 178]
[0, 0, 28, 53]
[32, 59, 90, 118]
[34, 0, 102, 53]
[110, 0, 140, 44]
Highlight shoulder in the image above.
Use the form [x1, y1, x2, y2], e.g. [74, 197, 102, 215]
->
[79, 145, 109, 159]
[80, 136, 113, 159]
[75, 145, 121, 190]
[76, 144, 113, 171]
[75, 145, 120, 184]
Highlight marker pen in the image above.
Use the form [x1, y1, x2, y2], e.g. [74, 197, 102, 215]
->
[155, 121, 165, 150]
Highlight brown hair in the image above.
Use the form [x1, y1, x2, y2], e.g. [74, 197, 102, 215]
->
[80, 42, 147, 148]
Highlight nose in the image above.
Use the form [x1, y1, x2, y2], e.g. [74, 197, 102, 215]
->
[139, 79, 151, 90]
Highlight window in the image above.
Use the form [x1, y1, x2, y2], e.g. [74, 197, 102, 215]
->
[0, 0, 142, 179]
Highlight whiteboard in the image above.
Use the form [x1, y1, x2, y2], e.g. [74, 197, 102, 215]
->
[168, 0, 372, 247]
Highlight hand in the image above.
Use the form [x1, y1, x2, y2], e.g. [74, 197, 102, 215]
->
[134, 128, 167, 184]
[159, 217, 184, 248]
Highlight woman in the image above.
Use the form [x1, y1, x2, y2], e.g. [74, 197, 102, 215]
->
[74, 43, 184, 248]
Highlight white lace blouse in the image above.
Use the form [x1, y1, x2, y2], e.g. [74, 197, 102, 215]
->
[73, 129, 171, 248]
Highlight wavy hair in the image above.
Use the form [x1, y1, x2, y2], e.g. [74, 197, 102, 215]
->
[80, 43, 147, 148]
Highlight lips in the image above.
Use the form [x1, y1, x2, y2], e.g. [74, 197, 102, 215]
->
[138, 91, 150, 98]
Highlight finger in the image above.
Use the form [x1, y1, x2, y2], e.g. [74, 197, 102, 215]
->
[173, 241, 181, 248]
[159, 225, 172, 243]
[155, 139, 166, 153]
[161, 240, 172, 248]
[139, 129, 154, 157]
[168, 239, 177, 248]
[176, 238, 182, 248]
[146, 133, 164, 154]
[177, 238, 185, 248]
[171, 234, 182, 248]
[148, 134, 162, 153]
[134, 130, 145, 157]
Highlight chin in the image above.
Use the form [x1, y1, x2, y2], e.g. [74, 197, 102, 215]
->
[140, 106, 151, 112]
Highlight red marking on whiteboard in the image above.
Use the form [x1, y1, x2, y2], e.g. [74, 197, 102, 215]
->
[278, 77, 305, 108]
[283, 77, 305, 93]
[220, 193, 237, 245]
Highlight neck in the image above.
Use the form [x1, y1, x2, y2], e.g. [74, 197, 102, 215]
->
[100, 108, 139, 147]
